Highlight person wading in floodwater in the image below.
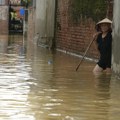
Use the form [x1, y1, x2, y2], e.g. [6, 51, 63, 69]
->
[93, 18, 112, 74]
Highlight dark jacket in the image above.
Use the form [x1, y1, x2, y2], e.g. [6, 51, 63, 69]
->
[96, 31, 112, 69]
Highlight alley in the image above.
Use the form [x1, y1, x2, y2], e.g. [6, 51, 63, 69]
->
[0, 35, 120, 120]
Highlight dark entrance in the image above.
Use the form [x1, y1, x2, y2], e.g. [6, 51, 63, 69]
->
[8, 0, 28, 34]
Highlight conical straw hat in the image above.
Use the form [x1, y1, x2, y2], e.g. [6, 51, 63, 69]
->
[96, 18, 112, 31]
[96, 18, 112, 25]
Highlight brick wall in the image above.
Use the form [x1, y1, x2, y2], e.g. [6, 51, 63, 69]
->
[55, 0, 113, 59]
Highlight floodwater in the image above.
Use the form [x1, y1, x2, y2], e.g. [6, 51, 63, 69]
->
[0, 35, 120, 120]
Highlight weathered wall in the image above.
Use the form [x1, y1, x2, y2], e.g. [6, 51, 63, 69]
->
[112, 0, 120, 77]
[0, 6, 8, 35]
[27, 8, 36, 42]
[55, 0, 113, 59]
[35, 0, 55, 37]
[0, 5, 9, 53]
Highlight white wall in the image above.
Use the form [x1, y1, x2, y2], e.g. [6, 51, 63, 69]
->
[112, 0, 120, 76]
[35, 0, 55, 37]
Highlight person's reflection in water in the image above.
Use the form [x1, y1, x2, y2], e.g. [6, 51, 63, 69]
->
[93, 73, 111, 120]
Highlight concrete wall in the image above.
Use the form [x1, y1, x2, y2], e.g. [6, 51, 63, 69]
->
[112, 0, 120, 76]
[27, 8, 36, 41]
[0, 5, 9, 53]
[0, 6, 8, 35]
[35, 0, 55, 37]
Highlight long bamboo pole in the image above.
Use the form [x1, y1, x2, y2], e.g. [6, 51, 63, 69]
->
[76, 37, 96, 71]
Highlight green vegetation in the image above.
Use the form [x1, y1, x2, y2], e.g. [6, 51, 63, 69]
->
[69, 0, 107, 23]
[21, 0, 32, 7]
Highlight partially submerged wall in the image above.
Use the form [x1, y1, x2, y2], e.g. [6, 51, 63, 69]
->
[0, 5, 9, 53]
[112, 0, 120, 77]
[27, 0, 56, 48]
[35, 0, 55, 37]
[55, 0, 113, 59]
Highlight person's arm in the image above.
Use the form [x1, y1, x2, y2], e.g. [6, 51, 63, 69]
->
[93, 32, 101, 51]
[93, 31, 102, 40]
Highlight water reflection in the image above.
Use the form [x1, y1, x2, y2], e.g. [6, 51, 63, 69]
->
[0, 54, 36, 120]
[0, 35, 8, 53]
[0, 35, 120, 120]
[93, 74, 111, 120]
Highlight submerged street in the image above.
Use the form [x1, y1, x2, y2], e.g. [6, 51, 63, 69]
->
[0, 35, 120, 120]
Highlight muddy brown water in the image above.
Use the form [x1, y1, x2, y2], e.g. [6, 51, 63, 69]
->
[0, 35, 120, 120]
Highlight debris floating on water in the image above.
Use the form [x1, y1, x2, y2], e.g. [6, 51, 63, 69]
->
[48, 60, 53, 64]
